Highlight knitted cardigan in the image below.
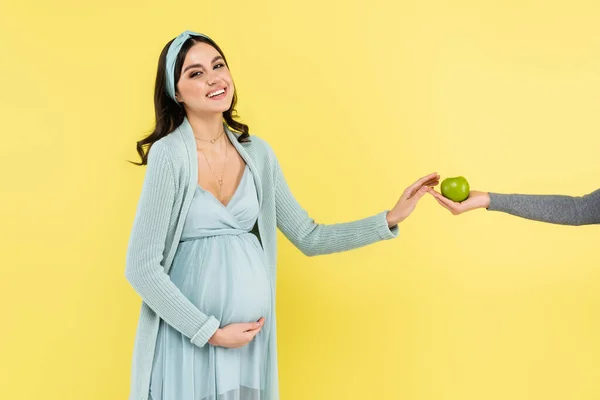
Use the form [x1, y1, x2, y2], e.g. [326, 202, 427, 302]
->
[124, 117, 399, 399]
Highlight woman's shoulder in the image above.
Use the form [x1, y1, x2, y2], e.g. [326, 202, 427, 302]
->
[236, 131, 277, 162]
[155, 130, 186, 151]
[148, 131, 188, 167]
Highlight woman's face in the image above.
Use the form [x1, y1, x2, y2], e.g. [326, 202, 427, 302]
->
[175, 42, 234, 115]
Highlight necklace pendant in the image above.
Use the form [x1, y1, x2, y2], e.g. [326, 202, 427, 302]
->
[218, 179, 223, 186]
[210, 138, 216, 144]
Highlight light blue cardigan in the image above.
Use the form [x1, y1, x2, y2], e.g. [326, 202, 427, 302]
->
[124, 117, 400, 399]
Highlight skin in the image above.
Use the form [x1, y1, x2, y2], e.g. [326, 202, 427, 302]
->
[176, 42, 246, 207]
[427, 188, 491, 215]
[174, 41, 441, 348]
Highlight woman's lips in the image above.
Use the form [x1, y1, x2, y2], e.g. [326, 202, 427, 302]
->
[207, 87, 227, 100]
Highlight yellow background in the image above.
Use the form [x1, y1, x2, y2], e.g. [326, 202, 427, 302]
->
[1, 0, 599, 399]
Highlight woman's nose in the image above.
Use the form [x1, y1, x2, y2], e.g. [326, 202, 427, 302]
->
[206, 73, 219, 86]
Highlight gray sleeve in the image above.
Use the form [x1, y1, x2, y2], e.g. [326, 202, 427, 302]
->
[486, 188, 600, 226]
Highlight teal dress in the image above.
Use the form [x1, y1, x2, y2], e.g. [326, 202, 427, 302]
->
[149, 164, 274, 400]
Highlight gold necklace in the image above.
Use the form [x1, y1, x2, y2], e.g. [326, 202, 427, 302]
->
[198, 135, 228, 199]
[194, 129, 224, 144]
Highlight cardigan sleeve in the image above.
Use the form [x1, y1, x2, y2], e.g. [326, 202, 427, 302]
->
[487, 188, 600, 226]
[125, 141, 220, 347]
[273, 156, 399, 257]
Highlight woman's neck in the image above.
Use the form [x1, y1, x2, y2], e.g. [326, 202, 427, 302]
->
[186, 112, 224, 142]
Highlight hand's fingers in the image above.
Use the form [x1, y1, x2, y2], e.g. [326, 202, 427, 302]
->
[407, 177, 440, 198]
[427, 188, 457, 208]
[414, 172, 440, 187]
[243, 325, 259, 333]
[408, 172, 440, 193]
[409, 185, 429, 202]
[421, 179, 439, 187]
[245, 326, 262, 341]
[424, 180, 439, 188]
[426, 190, 450, 207]
[427, 187, 442, 197]
[433, 196, 456, 214]
[426, 188, 444, 201]
[243, 318, 264, 332]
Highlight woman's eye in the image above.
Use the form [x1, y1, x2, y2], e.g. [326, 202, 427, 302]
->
[190, 71, 203, 78]
[214, 63, 225, 69]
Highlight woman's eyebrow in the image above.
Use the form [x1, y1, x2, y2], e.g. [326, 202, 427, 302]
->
[183, 56, 224, 73]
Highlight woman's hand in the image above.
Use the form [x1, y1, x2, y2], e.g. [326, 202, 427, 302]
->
[427, 188, 490, 215]
[208, 317, 266, 348]
[386, 172, 440, 226]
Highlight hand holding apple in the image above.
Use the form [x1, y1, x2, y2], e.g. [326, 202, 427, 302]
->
[428, 187, 490, 215]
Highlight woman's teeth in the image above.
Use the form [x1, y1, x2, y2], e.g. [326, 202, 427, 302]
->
[208, 89, 225, 98]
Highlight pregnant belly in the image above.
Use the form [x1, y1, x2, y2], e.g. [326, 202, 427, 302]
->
[170, 233, 271, 325]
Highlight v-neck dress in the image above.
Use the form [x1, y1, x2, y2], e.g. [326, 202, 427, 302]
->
[149, 164, 273, 400]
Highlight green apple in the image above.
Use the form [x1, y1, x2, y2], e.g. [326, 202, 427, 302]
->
[441, 176, 470, 202]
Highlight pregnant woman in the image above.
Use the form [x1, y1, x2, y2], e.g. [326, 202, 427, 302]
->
[125, 30, 439, 400]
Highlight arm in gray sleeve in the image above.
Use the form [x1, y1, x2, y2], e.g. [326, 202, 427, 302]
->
[486, 188, 600, 226]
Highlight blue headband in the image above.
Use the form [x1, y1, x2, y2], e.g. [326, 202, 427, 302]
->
[165, 30, 212, 102]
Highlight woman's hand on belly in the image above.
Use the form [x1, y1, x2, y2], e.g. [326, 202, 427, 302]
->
[208, 317, 266, 348]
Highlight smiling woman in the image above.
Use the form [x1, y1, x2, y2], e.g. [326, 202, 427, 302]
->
[124, 30, 436, 400]
[127, 32, 274, 400]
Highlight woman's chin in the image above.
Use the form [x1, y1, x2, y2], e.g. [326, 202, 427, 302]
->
[188, 105, 231, 116]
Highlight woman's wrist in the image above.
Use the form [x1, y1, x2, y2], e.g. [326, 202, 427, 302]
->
[386, 211, 400, 227]
[208, 328, 221, 346]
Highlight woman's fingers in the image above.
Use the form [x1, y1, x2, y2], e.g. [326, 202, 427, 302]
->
[409, 172, 440, 192]
[249, 326, 262, 338]
[243, 317, 265, 333]
[422, 178, 440, 187]
[244, 326, 263, 343]
[411, 185, 430, 202]
[407, 176, 440, 198]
